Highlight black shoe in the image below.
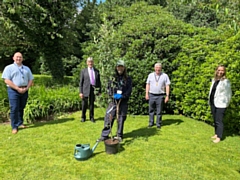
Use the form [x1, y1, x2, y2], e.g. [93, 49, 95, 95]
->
[148, 125, 153, 128]
[81, 118, 85, 122]
[157, 126, 161, 129]
[90, 118, 95, 123]
[97, 136, 108, 142]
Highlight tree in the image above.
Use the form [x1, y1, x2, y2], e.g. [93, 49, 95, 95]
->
[81, 1, 196, 114]
[0, 20, 39, 72]
[0, 0, 79, 80]
[165, 0, 240, 32]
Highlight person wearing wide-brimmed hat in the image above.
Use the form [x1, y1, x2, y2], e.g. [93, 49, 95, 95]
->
[98, 60, 132, 142]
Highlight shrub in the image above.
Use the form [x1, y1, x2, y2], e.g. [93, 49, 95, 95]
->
[24, 85, 81, 123]
[33, 75, 74, 87]
[172, 29, 240, 133]
[0, 80, 9, 122]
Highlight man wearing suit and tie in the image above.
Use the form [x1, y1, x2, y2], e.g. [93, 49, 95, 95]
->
[79, 57, 101, 123]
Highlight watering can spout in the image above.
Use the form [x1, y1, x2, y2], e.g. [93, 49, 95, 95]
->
[91, 141, 100, 153]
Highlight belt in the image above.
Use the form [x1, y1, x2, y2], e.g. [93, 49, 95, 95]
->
[150, 93, 166, 96]
[18, 86, 27, 88]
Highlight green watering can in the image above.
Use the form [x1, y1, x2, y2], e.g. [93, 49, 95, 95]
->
[74, 141, 99, 161]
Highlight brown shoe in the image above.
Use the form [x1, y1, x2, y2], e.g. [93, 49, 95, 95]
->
[12, 129, 18, 134]
[19, 125, 28, 128]
[213, 138, 221, 143]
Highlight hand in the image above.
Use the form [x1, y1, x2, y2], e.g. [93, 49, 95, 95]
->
[79, 93, 84, 99]
[114, 93, 122, 100]
[164, 96, 169, 103]
[145, 94, 149, 100]
[17, 87, 26, 94]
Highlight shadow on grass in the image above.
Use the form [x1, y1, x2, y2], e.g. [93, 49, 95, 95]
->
[20, 117, 75, 130]
[221, 130, 239, 141]
[203, 120, 239, 141]
[94, 117, 104, 122]
[162, 118, 183, 127]
[117, 118, 183, 153]
[117, 128, 158, 153]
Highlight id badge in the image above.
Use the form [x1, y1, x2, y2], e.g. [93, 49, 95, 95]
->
[117, 90, 122, 94]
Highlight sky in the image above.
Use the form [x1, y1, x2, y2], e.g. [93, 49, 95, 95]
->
[97, 0, 106, 3]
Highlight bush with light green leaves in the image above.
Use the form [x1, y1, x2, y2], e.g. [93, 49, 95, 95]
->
[172, 27, 240, 133]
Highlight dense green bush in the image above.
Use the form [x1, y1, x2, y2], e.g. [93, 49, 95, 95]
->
[172, 29, 240, 133]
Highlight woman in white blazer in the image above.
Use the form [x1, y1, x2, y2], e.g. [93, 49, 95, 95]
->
[209, 65, 232, 143]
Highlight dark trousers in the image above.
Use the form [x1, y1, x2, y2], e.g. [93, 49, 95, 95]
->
[7, 87, 28, 130]
[101, 100, 128, 138]
[210, 104, 226, 139]
[81, 86, 95, 119]
[149, 94, 164, 127]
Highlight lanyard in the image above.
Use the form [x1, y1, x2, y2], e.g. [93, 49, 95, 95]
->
[154, 73, 161, 86]
[14, 63, 24, 79]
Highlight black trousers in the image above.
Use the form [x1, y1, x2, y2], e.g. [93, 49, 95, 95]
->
[81, 86, 95, 119]
[101, 100, 128, 138]
[210, 104, 226, 139]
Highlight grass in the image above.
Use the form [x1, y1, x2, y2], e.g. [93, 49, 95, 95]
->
[0, 108, 239, 180]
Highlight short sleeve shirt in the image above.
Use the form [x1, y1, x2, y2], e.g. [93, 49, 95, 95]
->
[2, 63, 34, 87]
[146, 72, 170, 94]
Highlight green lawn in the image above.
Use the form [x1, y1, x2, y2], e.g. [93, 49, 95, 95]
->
[0, 108, 239, 180]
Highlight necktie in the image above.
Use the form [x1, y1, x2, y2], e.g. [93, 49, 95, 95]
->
[91, 68, 95, 85]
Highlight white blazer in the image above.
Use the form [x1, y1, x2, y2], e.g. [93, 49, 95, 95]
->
[209, 79, 232, 108]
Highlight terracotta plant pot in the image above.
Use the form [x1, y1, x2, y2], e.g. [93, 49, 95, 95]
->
[104, 139, 119, 154]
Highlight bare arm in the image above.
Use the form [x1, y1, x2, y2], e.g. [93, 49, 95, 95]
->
[27, 80, 33, 90]
[4, 79, 19, 90]
[4, 79, 27, 94]
[165, 85, 170, 103]
[145, 83, 150, 100]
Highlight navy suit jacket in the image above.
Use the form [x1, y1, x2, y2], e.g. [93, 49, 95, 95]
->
[79, 67, 101, 97]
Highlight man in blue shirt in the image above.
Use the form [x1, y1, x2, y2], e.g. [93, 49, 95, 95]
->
[2, 52, 34, 134]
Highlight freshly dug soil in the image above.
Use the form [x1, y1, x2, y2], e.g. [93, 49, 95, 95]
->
[104, 139, 119, 145]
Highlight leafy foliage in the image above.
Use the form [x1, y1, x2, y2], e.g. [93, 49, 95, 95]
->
[24, 85, 81, 122]
[0, 80, 9, 122]
[0, 0, 79, 81]
[172, 28, 240, 133]
[82, 2, 196, 114]
[166, 0, 240, 32]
